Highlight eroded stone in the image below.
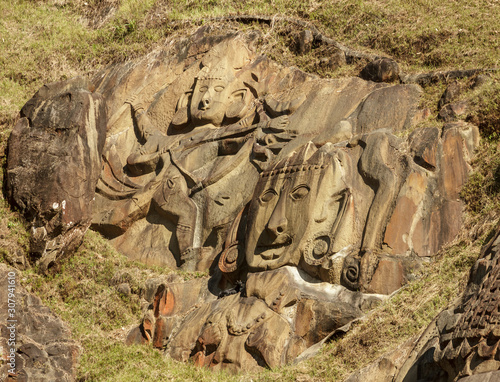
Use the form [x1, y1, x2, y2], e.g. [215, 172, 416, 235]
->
[0, 264, 79, 380]
[6, 27, 481, 373]
[6, 77, 106, 271]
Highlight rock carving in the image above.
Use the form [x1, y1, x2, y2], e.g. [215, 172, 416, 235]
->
[92, 38, 301, 270]
[6, 28, 480, 373]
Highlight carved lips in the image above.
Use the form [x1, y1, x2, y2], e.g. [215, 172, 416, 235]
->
[255, 234, 293, 261]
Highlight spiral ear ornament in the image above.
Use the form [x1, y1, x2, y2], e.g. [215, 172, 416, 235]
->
[219, 242, 241, 273]
[303, 232, 335, 266]
[341, 256, 360, 290]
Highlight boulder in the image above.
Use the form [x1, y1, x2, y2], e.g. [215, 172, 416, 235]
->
[438, 80, 463, 109]
[438, 100, 469, 122]
[360, 58, 400, 83]
[0, 264, 79, 381]
[296, 29, 314, 54]
[6, 77, 106, 271]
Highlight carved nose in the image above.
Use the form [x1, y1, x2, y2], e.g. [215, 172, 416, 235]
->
[201, 93, 211, 109]
[267, 217, 288, 237]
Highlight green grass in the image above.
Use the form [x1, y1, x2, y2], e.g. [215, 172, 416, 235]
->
[1, 0, 500, 380]
[21, 230, 217, 381]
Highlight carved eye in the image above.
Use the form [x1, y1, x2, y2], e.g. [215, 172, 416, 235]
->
[290, 185, 309, 201]
[167, 179, 176, 189]
[214, 85, 225, 92]
[259, 189, 277, 203]
[199, 86, 208, 92]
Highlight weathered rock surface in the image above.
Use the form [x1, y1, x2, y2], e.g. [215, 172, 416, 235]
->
[0, 264, 79, 381]
[296, 29, 314, 55]
[438, 80, 464, 110]
[6, 77, 106, 271]
[128, 266, 382, 372]
[457, 371, 500, 382]
[6, 26, 481, 373]
[387, 224, 500, 382]
[438, 101, 469, 122]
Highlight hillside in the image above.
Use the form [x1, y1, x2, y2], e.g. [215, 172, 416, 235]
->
[1, 1, 500, 381]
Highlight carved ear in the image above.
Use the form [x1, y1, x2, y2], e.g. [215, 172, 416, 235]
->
[171, 91, 192, 129]
[226, 88, 248, 119]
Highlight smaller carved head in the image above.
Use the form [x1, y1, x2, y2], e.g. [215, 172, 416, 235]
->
[172, 42, 255, 129]
[244, 143, 356, 282]
[189, 63, 250, 126]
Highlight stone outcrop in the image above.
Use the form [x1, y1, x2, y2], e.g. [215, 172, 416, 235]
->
[86, 31, 475, 279]
[0, 264, 79, 381]
[374, 224, 500, 382]
[6, 77, 106, 272]
[128, 266, 379, 372]
[6, 27, 481, 373]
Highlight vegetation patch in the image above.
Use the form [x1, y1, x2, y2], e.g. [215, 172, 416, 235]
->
[466, 80, 500, 141]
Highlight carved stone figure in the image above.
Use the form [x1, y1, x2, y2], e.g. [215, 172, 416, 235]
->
[133, 265, 372, 373]
[243, 142, 355, 275]
[97, 31, 477, 373]
[172, 294, 292, 373]
[92, 37, 300, 269]
[6, 28, 481, 374]
[219, 132, 407, 293]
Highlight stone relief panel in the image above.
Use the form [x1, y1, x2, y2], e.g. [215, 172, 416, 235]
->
[114, 31, 477, 373]
[6, 28, 480, 373]
[91, 36, 304, 270]
[221, 132, 408, 293]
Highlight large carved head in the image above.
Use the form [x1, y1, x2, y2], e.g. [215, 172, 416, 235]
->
[244, 143, 356, 281]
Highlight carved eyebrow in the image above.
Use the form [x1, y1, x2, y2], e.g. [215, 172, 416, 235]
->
[259, 189, 277, 203]
[289, 185, 310, 200]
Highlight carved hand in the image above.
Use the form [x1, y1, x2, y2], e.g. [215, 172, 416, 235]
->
[125, 94, 146, 114]
[267, 115, 289, 132]
[159, 145, 170, 154]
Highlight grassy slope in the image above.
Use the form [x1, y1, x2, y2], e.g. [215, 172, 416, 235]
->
[1, 0, 500, 380]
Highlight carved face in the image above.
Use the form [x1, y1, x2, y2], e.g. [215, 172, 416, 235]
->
[244, 148, 354, 275]
[192, 296, 290, 372]
[190, 78, 233, 126]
